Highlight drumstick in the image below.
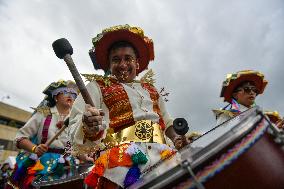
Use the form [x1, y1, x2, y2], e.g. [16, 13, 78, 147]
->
[45, 118, 69, 146]
[52, 38, 95, 107]
[52, 38, 104, 133]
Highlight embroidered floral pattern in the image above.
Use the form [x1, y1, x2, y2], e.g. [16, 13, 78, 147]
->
[97, 80, 135, 131]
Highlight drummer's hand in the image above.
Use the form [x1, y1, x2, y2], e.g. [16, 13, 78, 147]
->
[82, 104, 105, 134]
[35, 144, 48, 156]
[173, 135, 188, 150]
[78, 154, 94, 163]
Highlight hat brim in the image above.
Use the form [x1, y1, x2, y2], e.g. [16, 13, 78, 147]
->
[94, 30, 151, 74]
[42, 80, 68, 96]
[221, 74, 268, 103]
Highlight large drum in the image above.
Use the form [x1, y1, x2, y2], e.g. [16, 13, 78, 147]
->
[129, 107, 284, 189]
[32, 163, 93, 189]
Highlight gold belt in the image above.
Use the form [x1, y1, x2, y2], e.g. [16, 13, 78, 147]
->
[103, 120, 166, 148]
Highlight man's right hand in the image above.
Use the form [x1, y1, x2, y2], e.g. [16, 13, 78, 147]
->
[82, 104, 105, 135]
[35, 144, 48, 156]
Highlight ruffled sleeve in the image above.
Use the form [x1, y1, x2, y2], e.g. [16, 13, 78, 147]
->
[15, 112, 43, 147]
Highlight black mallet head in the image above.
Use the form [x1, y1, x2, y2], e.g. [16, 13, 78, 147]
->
[173, 118, 189, 135]
[52, 38, 73, 59]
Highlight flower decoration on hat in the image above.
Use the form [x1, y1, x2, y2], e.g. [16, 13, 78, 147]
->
[42, 80, 78, 99]
[220, 70, 268, 103]
[89, 24, 154, 74]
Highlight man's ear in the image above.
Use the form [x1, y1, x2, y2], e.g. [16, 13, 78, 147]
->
[136, 60, 140, 70]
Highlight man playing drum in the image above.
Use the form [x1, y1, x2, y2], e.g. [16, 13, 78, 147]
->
[213, 70, 268, 125]
[69, 24, 188, 188]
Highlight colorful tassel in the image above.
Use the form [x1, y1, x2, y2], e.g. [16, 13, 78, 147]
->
[126, 143, 148, 165]
[22, 174, 35, 189]
[124, 165, 141, 187]
[126, 143, 141, 155]
[156, 143, 172, 152]
[160, 149, 175, 160]
[93, 163, 105, 176]
[231, 99, 241, 113]
[13, 157, 36, 180]
[28, 160, 44, 174]
[131, 151, 148, 165]
[84, 172, 99, 188]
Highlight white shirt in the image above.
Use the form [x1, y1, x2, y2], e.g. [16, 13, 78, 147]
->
[69, 80, 175, 187]
[215, 104, 249, 126]
[15, 106, 70, 149]
[69, 81, 173, 148]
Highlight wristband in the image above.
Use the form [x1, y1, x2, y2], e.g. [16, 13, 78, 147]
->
[31, 145, 37, 153]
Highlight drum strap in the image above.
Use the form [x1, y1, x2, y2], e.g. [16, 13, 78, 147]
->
[41, 115, 52, 144]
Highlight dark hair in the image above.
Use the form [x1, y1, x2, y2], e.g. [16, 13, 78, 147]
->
[1, 163, 10, 171]
[46, 95, 56, 107]
[108, 41, 139, 58]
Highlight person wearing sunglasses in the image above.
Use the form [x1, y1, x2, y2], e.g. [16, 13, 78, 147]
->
[8, 80, 78, 189]
[213, 70, 268, 126]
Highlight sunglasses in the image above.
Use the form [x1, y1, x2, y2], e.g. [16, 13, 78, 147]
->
[237, 86, 259, 94]
[60, 91, 77, 99]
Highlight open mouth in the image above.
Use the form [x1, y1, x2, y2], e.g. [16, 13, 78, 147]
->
[248, 96, 255, 100]
[118, 69, 132, 80]
[66, 98, 73, 104]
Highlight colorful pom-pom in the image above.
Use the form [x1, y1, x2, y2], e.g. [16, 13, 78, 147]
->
[132, 151, 148, 165]
[93, 163, 105, 176]
[160, 149, 175, 160]
[124, 165, 141, 187]
[84, 172, 99, 188]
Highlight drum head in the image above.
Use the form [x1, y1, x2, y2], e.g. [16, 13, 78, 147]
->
[128, 107, 266, 189]
[187, 107, 262, 167]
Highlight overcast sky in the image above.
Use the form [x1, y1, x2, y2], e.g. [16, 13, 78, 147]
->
[0, 0, 283, 133]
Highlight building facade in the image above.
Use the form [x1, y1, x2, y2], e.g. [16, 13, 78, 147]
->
[0, 102, 31, 164]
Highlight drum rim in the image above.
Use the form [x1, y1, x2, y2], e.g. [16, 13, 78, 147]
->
[190, 107, 264, 168]
[130, 107, 266, 189]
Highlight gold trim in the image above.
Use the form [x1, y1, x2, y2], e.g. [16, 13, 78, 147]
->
[140, 69, 155, 85]
[82, 73, 113, 86]
[82, 73, 155, 86]
[103, 120, 166, 149]
[92, 24, 145, 47]
[32, 106, 51, 117]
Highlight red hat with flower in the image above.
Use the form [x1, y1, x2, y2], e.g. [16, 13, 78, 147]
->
[220, 70, 268, 103]
[89, 24, 154, 74]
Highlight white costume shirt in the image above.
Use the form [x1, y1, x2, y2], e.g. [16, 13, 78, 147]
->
[69, 80, 174, 187]
[15, 106, 70, 149]
[215, 104, 249, 126]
